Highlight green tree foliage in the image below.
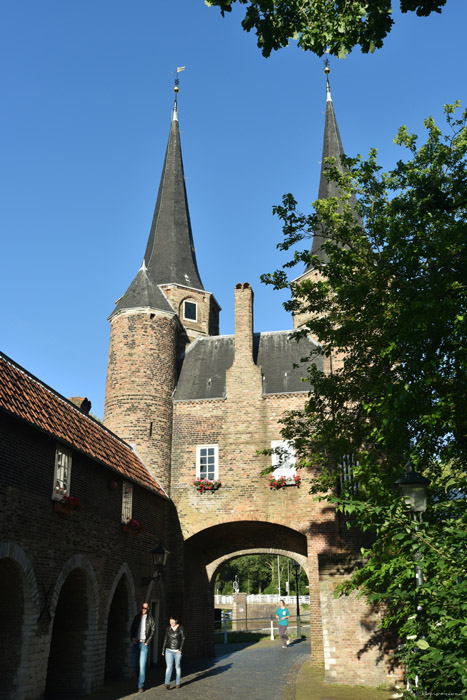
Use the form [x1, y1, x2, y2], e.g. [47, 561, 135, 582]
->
[205, 0, 448, 57]
[216, 555, 308, 595]
[261, 104, 467, 695]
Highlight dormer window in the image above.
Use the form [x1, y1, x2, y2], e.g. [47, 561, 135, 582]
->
[183, 300, 197, 321]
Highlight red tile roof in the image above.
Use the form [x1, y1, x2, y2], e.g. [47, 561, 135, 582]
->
[0, 352, 167, 498]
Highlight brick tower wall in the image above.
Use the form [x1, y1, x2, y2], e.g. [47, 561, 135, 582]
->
[104, 309, 178, 492]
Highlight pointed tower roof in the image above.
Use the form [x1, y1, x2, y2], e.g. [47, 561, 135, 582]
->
[111, 93, 205, 316]
[143, 100, 204, 290]
[309, 74, 359, 264]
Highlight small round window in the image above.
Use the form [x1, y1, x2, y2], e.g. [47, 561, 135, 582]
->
[184, 300, 197, 321]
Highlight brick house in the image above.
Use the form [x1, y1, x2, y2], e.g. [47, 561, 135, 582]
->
[0, 351, 177, 699]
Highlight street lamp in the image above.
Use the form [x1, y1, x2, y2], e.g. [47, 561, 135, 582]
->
[292, 560, 301, 639]
[141, 543, 169, 586]
[394, 464, 430, 587]
[394, 463, 430, 694]
[394, 466, 430, 516]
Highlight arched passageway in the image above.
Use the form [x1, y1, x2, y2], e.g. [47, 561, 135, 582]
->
[182, 520, 313, 660]
[104, 575, 131, 680]
[0, 559, 24, 700]
[45, 568, 91, 697]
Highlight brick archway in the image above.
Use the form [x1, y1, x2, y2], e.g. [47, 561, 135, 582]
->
[181, 520, 323, 662]
[0, 543, 40, 700]
[45, 556, 99, 697]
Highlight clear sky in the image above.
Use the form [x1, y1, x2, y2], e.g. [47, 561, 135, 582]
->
[1, 0, 466, 419]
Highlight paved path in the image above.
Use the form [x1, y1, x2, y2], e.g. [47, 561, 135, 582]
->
[88, 640, 309, 700]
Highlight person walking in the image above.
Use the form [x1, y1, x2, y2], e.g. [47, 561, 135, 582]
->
[162, 617, 185, 689]
[130, 602, 156, 693]
[275, 599, 290, 648]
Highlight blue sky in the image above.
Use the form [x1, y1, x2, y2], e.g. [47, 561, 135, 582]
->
[1, 0, 466, 419]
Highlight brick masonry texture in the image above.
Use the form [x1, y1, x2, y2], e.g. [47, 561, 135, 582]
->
[104, 309, 179, 493]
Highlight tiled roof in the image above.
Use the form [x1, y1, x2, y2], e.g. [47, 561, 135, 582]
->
[0, 351, 167, 498]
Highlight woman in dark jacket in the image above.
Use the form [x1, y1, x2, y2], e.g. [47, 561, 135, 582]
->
[162, 617, 185, 689]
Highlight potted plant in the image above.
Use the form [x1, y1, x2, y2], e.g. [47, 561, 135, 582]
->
[193, 478, 221, 493]
[123, 518, 146, 534]
[53, 495, 82, 514]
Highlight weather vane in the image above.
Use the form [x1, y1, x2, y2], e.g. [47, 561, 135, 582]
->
[323, 50, 330, 77]
[173, 66, 185, 100]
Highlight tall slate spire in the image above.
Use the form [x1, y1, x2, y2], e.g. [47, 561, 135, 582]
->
[113, 97, 204, 316]
[310, 77, 344, 262]
[310, 75, 359, 264]
[144, 100, 204, 290]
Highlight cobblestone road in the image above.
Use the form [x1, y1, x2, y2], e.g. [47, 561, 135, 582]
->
[88, 640, 309, 700]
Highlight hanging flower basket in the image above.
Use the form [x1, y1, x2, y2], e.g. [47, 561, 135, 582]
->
[268, 474, 301, 490]
[193, 479, 221, 493]
[53, 495, 82, 514]
[123, 518, 146, 534]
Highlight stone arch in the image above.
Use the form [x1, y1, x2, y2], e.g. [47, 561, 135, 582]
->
[45, 555, 99, 696]
[207, 547, 309, 583]
[0, 543, 40, 700]
[103, 564, 135, 680]
[181, 520, 319, 660]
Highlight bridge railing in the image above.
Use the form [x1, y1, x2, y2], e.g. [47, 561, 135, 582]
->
[214, 594, 310, 605]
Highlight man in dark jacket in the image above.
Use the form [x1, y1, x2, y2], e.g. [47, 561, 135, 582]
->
[130, 602, 156, 693]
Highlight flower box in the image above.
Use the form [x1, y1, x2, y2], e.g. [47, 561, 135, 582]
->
[53, 495, 82, 514]
[268, 474, 301, 490]
[123, 518, 146, 534]
[193, 479, 221, 493]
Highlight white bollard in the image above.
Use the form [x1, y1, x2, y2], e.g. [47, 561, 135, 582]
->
[270, 620, 274, 641]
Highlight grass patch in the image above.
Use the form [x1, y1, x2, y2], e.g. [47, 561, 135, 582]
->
[295, 659, 395, 700]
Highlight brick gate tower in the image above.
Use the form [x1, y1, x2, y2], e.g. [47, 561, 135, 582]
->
[104, 90, 220, 492]
[103, 78, 397, 688]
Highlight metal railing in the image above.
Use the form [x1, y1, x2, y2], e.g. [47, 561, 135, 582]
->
[214, 594, 310, 605]
[214, 614, 309, 643]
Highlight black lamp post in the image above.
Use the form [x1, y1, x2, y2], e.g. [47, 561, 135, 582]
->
[394, 464, 430, 586]
[292, 560, 301, 639]
[141, 543, 169, 586]
[394, 464, 430, 694]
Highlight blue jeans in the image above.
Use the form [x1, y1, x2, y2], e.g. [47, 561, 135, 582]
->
[132, 642, 149, 689]
[165, 649, 182, 685]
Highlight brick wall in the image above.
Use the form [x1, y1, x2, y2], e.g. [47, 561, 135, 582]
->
[0, 412, 174, 700]
[161, 284, 220, 340]
[104, 308, 178, 491]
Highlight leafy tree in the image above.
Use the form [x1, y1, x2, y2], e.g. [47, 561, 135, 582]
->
[205, 0, 448, 57]
[215, 554, 308, 595]
[261, 104, 467, 695]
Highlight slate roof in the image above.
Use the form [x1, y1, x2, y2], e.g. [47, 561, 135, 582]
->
[0, 351, 167, 497]
[114, 100, 204, 316]
[113, 265, 174, 316]
[173, 331, 322, 401]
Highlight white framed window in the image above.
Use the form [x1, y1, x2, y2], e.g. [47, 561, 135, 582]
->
[183, 300, 197, 322]
[122, 481, 133, 523]
[53, 447, 72, 499]
[271, 440, 296, 484]
[196, 445, 218, 481]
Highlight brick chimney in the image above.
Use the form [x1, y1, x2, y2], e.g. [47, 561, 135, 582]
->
[226, 283, 262, 397]
[233, 283, 255, 366]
